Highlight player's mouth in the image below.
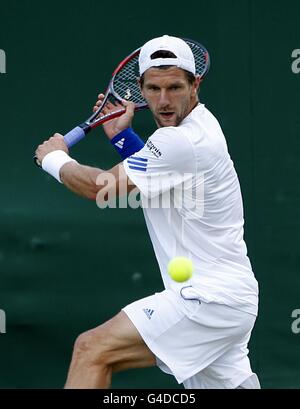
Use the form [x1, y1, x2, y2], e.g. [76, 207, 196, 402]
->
[159, 112, 175, 120]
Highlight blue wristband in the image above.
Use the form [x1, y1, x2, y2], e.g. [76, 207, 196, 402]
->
[111, 128, 145, 160]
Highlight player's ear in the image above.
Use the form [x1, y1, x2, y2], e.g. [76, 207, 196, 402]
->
[194, 75, 201, 93]
[137, 77, 145, 98]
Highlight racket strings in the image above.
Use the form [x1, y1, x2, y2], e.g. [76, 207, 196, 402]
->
[184, 40, 210, 77]
[113, 56, 146, 105]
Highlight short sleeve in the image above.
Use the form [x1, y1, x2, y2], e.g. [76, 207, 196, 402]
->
[123, 127, 196, 198]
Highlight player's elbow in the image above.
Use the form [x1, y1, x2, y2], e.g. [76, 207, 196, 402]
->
[87, 179, 102, 201]
[87, 190, 98, 201]
[94, 183, 113, 206]
[93, 166, 132, 206]
[84, 169, 106, 201]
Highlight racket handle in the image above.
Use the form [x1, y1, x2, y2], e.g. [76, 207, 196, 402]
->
[63, 124, 90, 148]
[33, 123, 90, 168]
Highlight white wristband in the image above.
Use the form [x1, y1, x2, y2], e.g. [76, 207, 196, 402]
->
[42, 150, 77, 183]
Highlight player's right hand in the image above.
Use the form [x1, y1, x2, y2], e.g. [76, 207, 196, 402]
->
[93, 94, 135, 141]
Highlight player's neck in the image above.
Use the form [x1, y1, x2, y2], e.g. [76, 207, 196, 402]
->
[188, 98, 200, 116]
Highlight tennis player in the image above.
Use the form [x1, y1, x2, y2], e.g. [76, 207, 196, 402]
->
[35, 35, 260, 389]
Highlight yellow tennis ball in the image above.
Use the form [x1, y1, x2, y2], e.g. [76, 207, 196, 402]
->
[168, 257, 193, 282]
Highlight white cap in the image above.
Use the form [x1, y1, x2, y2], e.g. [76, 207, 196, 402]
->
[139, 35, 196, 76]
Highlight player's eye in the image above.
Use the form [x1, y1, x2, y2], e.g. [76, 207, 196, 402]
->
[170, 85, 182, 91]
[147, 85, 160, 91]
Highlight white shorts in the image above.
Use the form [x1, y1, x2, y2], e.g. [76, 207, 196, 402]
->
[122, 288, 257, 389]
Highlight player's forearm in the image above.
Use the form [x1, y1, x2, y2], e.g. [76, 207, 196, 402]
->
[60, 162, 103, 200]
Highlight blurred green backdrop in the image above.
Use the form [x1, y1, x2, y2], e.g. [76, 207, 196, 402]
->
[1, 0, 300, 388]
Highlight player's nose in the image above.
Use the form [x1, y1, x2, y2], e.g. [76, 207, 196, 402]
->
[158, 90, 170, 107]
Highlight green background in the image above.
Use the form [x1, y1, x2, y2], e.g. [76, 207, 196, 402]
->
[1, 0, 300, 388]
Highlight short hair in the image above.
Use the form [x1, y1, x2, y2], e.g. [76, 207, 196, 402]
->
[139, 50, 196, 87]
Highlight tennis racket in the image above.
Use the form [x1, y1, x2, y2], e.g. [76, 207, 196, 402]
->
[34, 38, 210, 167]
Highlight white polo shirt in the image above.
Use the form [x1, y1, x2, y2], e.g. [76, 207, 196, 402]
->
[123, 104, 258, 316]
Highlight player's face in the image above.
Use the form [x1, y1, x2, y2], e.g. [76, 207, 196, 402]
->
[140, 67, 200, 127]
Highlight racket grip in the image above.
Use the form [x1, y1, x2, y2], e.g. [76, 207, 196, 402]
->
[63, 124, 90, 148]
[34, 123, 90, 168]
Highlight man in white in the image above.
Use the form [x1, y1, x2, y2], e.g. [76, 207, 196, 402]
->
[35, 35, 260, 389]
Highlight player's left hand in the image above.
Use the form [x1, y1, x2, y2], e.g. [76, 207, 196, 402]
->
[35, 133, 69, 164]
[93, 94, 135, 140]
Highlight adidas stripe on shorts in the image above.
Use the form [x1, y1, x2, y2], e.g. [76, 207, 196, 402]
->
[122, 288, 257, 389]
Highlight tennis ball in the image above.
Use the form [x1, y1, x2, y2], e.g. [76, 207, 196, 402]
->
[168, 257, 193, 282]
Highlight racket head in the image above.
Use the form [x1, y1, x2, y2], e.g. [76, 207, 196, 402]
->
[87, 37, 210, 128]
[182, 38, 210, 79]
[111, 49, 147, 107]
[87, 48, 148, 128]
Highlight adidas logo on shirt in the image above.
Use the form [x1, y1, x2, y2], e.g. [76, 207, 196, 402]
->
[143, 308, 154, 320]
[115, 138, 125, 149]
